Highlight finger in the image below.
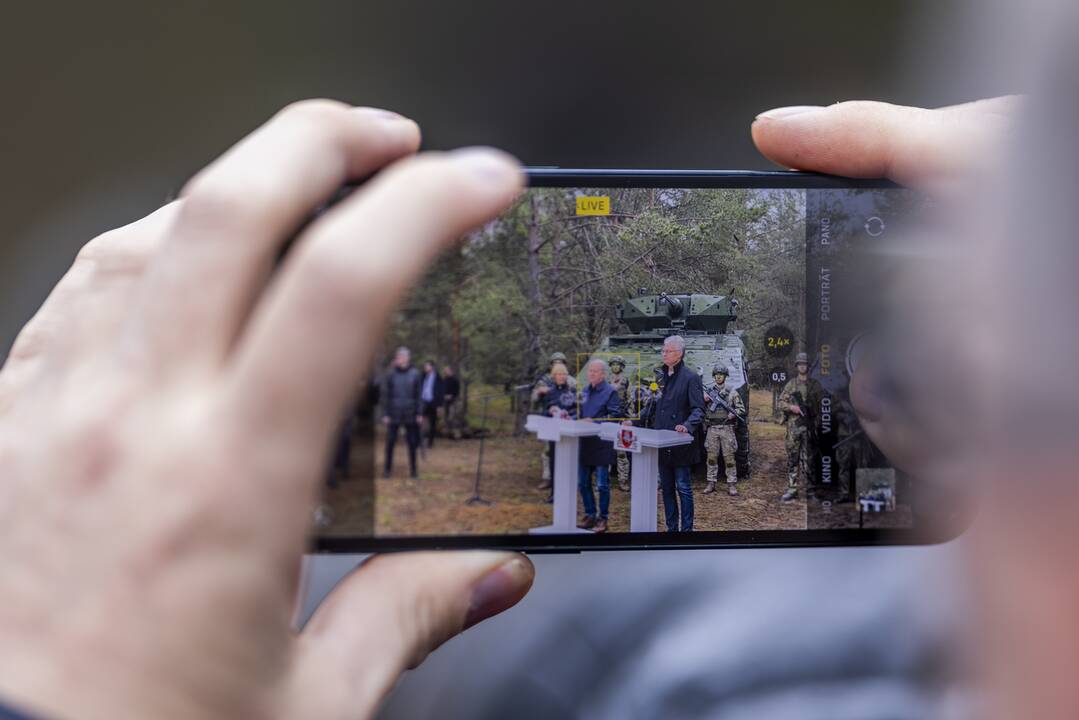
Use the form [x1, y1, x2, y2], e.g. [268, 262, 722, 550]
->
[289, 552, 533, 718]
[750, 98, 1017, 187]
[0, 202, 178, 406]
[226, 147, 521, 471]
[849, 358, 930, 476]
[134, 100, 421, 373]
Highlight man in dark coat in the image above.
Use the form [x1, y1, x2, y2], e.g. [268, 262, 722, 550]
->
[646, 335, 705, 532]
[380, 347, 423, 479]
[442, 365, 463, 440]
[419, 360, 444, 448]
[577, 359, 623, 533]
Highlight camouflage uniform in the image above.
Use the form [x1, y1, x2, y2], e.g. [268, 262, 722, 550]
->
[629, 380, 655, 427]
[531, 353, 576, 484]
[833, 396, 870, 502]
[779, 353, 823, 499]
[608, 356, 631, 491]
[703, 365, 745, 495]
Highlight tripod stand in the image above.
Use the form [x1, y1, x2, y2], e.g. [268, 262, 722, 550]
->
[466, 395, 493, 506]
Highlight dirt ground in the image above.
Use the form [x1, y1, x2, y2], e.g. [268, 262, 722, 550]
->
[354, 389, 806, 535]
[318, 389, 913, 537]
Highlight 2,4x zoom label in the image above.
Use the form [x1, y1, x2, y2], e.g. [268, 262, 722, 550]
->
[576, 196, 610, 215]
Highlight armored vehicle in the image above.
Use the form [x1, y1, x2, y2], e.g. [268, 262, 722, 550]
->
[582, 291, 751, 478]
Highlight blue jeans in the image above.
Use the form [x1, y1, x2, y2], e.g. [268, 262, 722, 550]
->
[578, 464, 610, 519]
[659, 464, 694, 531]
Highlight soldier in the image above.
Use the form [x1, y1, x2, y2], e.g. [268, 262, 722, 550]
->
[779, 352, 824, 502]
[702, 364, 745, 497]
[532, 351, 577, 490]
[833, 395, 870, 504]
[608, 354, 631, 491]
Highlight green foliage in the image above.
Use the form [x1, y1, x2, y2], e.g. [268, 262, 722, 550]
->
[389, 187, 805, 389]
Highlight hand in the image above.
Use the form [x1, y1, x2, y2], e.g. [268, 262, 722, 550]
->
[536, 385, 549, 396]
[703, 392, 712, 403]
[727, 412, 737, 421]
[0, 101, 532, 720]
[621, 420, 633, 426]
[674, 424, 688, 433]
[415, 414, 424, 425]
[382, 415, 391, 426]
[751, 97, 1018, 192]
[788, 404, 803, 416]
[752, 98, 1017, 472]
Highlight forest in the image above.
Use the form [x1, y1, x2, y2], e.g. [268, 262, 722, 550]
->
[383, 187, 806, 394]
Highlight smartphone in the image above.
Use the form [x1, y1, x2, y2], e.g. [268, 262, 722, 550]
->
[312, 169, 972, 553]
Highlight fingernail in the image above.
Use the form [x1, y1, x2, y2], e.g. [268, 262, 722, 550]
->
[450, 146, 522, 186]
[464, 555, 534, 630]
[755, 105, 826, 121]
[353, 107, 420, 140]
[352, 106, 407, 121]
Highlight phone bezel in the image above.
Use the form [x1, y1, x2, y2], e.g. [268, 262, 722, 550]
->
[314, 169, 963, 554]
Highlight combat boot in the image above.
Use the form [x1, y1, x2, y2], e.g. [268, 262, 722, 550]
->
[728, 483, 738, 497]
[536, 478, 552, 491]
[702, 481, 717, 494]
[618, 479, 630, 492]
[781, 488, 799, 502]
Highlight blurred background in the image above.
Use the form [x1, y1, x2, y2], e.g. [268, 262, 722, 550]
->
[2, 1, 1014, 717]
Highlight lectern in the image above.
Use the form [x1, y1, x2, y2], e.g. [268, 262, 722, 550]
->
[596, 424, 694, 532]
[523, 415, 602, 534]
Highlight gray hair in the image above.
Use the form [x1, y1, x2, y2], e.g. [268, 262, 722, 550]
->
[394, 346, 411, 357]
[587, 358, 610, 374]
[663, 335, 686, 353]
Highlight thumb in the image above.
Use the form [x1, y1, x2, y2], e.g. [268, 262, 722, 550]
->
[288, 551, 533, 718]
[750, 97, 1018, 188]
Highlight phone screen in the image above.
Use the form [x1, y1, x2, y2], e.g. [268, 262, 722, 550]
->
[313, 173, 957, 551]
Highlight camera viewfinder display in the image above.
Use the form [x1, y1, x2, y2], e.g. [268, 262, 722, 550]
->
[314, 181, 922, 548]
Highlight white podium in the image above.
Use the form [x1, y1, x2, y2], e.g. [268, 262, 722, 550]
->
[524, 415, 602, 534]
[597, 424, 694, 532]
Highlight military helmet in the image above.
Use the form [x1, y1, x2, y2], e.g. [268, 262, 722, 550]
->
[609, 354, 625, 367]
[712, 363, 729, 377]
[794, 352, 809, 365]
[549, 351, 568, 364]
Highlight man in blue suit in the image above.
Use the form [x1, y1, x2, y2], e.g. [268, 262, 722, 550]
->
[577, 358, 623, 532]
[649, 335, 705, 531]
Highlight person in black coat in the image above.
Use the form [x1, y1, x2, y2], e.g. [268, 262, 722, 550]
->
[442, 365, 463, 439]
[542, 363, 578, 493]
[645, 335, 705, 531]
[380, 347, 423, 478]
[577, 359, 623, 532]
[419, 360, 444, 448]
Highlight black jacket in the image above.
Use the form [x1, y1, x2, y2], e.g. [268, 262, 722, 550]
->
[443, 375, 461, 401]
[544, 382, 578, 420]
[648, 361, 704, 467]
[381, 365, 422, 423]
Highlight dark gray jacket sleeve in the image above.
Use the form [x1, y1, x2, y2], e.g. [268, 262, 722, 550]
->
[412, 370, 423, 415]
[683, 374, 705, 431]
[379, 373, 390, 418]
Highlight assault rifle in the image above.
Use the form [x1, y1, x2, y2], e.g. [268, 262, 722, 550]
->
[788, 390, 818, 445]
[832, 428, 865, 450]
[707, 388, 747, 426]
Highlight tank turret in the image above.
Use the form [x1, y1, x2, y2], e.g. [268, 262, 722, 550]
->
[618, 292, 738, 335]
